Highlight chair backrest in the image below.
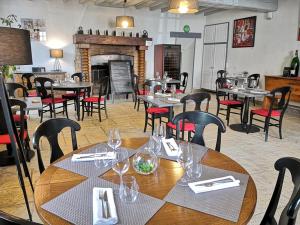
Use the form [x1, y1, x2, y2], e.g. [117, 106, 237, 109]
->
[97, 76, 109, 98]
[180, 92, 211, 113]
[21, 73, 35, 90]
[34, 77, 54, 99]
[132, 74, 140, 94]
[248, 74, 260, 88]
[215, 77, 231, 99]
[32, 118, 81, 173]
[5, 83, 28, 98]
[0, 210, 42, 225]
[268, 86, 291, 117]
[260, 157, 300, 225]
[180, 72, 188, 92]
[217, 70, 227, 78]
[172, 111, 226, 152]
[71, 72, 83, 82]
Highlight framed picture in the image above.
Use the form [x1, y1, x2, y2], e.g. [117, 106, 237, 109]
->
[232, 16, 256, 48]
[21, 18, 46, 41]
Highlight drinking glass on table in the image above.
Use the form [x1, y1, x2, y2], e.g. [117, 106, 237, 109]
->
[112, 149, 130, 181]
[94, 145, 111, 168]
[171, 85, 177, 98]
[119, 175, 139, 203]
[162, 81, 168, 93]
[177, 142, 193, 186]
[108, 128, 121, 151]
[149, 135, 162, 156]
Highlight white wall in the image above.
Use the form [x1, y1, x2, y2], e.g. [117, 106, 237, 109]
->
[0, 0, 205, 85]
[205, 0, 300, 88]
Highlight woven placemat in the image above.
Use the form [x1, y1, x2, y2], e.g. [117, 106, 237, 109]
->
[163, 165, 249, 222]
[42, 177, 165, 225]
[54, 144, 137, 177]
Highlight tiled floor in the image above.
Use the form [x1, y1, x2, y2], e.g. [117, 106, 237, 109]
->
[0, 95, 299, 224]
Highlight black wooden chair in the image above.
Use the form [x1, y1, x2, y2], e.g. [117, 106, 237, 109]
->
[167, 92, 211, 140]
[217, 70, 227, 78]
[5, 82, 29, 98]
[260, 157, 300, 225]
[0, 210, 42, 225]
[172, 111, 226, 152]
[21, 73, 37, 97]
[32, 118, 81, 173]
[62, 73, 86, 110]
[133, 74, 146, 111]
[34, 77, 68, 123]
[248, 86, 291, 142]
[81, 76, 108, 122]
[216, 77, 243, 126]
[143, 81, 169, 134]
[176, 72, 188, 94]
[247, 73, 260, 105]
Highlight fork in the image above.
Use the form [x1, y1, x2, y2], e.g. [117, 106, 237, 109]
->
[99, 191, 107, 218]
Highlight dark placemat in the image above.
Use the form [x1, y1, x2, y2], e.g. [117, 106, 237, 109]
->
[163, 165, 249, 222]
[42, 177, 165, 225]
[54, 144, 136, 177]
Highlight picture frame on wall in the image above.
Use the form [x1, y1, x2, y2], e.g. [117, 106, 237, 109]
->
[232, 16, 256, 48]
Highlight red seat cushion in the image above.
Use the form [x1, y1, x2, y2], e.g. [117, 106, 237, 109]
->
[42, 98, 66, 104]
[62, 92, 85, 98]
[138, 90, 150, 95]
[28, 91, 38, 97]
[0, 130, 28, 144]
[251, 108, 281, 117]
[219, 100, 243, 105]
[13, 114, 28, 122]
[146, 107, 169, 114]
[176, 89, 184, 94]
[82, 96, 105, 103]
[167, 121, 195, 131]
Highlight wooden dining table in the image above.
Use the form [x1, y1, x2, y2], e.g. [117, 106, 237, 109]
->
[34, 137, 257, 225]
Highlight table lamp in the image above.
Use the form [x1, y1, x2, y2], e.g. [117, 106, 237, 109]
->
[0, 26, 33, 220]
[50, 48, 63, 71]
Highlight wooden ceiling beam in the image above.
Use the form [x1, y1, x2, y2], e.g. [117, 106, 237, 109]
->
[149, 2, 168, 11]
[135, 0, 153, 9]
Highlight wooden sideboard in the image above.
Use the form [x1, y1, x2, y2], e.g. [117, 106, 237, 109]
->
[265, 75, 300, 102]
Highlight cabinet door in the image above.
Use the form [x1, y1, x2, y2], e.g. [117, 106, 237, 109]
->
[211, 44, 227, 90]
[204, 25, 215, 44]
[215, 23, 229, 43]
[201, 45, 215, 90]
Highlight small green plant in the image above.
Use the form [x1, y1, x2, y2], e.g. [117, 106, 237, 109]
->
[0, 14, 21, 28]
[0, 65, 16, 79]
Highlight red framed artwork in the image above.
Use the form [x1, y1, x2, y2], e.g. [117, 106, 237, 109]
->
[232, 16, 256, 48]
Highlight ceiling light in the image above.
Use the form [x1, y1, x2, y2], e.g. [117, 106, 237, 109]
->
[168, 0, 199, 14]
[116, 0, 134, 28]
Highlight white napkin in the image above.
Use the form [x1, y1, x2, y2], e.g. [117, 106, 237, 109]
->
[155, 92, 171, 97]
[162, 138, 179, 156]
[71, 152, 116, 162]
[188, 176, 240, 194]
[167, 98, 180, 102]
[93, 188, 118, 225]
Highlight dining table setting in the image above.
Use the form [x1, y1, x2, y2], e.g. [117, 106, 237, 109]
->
[34, 128, 257, 225]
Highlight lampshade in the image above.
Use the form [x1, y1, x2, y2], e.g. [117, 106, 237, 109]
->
[116, 16, 135, 29]
[50, 49, 63, 58]
[0, 27, 32, 66]
[168, 0, 199, 14]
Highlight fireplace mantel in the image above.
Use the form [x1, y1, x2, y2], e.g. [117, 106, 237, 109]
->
[73, 34, 152, 48]
[73, 34, 152, 83]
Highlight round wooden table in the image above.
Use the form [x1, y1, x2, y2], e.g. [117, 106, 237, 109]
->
[34, 137, 257, 225]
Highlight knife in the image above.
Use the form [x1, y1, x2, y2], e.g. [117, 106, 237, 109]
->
[195, 178, 234, 187]
[103, 191, 110, 218]
[166, 142, 177, 151]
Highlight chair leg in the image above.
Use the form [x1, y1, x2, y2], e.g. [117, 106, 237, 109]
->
[137, 99, 140, 111]
[39, 109, 43, 123]
[81, 101, 85, 121]
[253, 97, 256, 106]
[64, 102, 69, 119]
[49, 105, 53, 118]
[265, 117, 270, 142]
[104, 100, 108, 118]
[247, 113, 253, 134]
[151, 116, 155, 135]
[279, 117, 283, 139]
[91, 103, 93, 116]
[144, 113, 148, 132]
[226, 107, 231, 126]
[216, 103, 220, 116]
[240, 106, 244, 124]
[98, 102, 101, 122]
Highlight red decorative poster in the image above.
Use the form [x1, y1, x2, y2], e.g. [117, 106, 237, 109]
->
[232, 16, 256, 48]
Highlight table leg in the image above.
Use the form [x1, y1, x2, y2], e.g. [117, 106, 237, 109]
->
[76, 90, 80, 121]
[166, 106, 173, 138]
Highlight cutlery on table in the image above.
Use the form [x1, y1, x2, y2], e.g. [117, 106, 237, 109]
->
[99, 191, 108, 218]
[103, 191, 111, 218]
[166, 142, 176, 152]
[195, 178, 237, 187]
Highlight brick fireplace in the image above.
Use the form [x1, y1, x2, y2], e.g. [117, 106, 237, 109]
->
[73, 34, 151, 84]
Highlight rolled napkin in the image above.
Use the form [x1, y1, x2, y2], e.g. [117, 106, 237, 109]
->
[188, 176, 240, 194]
[155, 92, 171, 97]
[167, 98, 180, 102]
[162, 138, 179, 156]
[93, 188, 118, 225]
[71, 152, 116, 162]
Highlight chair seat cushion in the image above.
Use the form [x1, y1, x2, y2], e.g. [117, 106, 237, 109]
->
[28, 91, 37, 97]
[219, 100, 243, 106]
[83, 96, 104, 103]
[176, 89, 184, 94]
[62, 92, 85, 98]
[13, 114, 28, 122]
[0, 130, 28, 144]
[167, 121, 195, 131]
[138, 90, 150, 95]
[42, 98, 66, 104]
[146, 107, 169, 114]
[251, 108, 281, 117]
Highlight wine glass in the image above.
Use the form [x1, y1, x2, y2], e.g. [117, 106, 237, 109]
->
[171, 85, 176, 98]
[148, 135, 162, 156]
[119, 175, 139, 203]
[107, 128, 121, 151]
[94, 145, 113, 168]
[161, 81, 167, 93]
[177, 142, 193, 186]
[112, 149, 130, 181]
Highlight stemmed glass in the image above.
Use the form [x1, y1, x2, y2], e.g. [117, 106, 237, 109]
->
[171, 85, 176, 98]
[161, 81, 168, 93]
[112, 149, 130, 182]
[107, 128, 121, 151]
[177, 142, 193, 186]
